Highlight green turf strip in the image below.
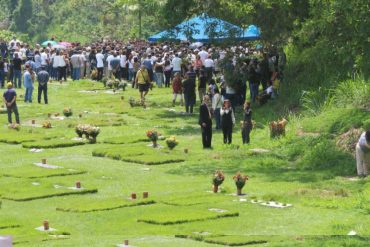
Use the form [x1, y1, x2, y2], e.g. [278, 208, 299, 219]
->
[137, 206, 239, 225]
[1, 165, 87, 178]
[2, 189, 98, 201]
[92, 144, 186, 165]
[22, 139, 86, 149]
[56, 198, 155, 213]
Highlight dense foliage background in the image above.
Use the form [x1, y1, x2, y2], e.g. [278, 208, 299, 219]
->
[0, 0, 369, 104]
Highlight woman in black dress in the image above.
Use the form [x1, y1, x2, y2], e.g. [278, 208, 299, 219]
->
[242, 101, 252, 144]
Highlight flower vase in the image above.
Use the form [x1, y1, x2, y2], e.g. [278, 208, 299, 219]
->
[213, 185, 218, 193]
[152, 140, 157, 148]
[237, 188, 242, 196]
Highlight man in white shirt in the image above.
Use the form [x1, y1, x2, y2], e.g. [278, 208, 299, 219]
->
[198, 48, 209, 63]
[119, 51, 127, 80]
[95, 49, 105, 81]
[106, 52, 114, 78]
[171, 53, 182, 76]
[204, 55, 214, 83]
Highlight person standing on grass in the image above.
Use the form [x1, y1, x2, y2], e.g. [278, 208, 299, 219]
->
[199, 95, 213, 149]
[135, 65, 150, 103]
[212, 88, 222, 130]
[198, 69, 207, 104]
[3, 82, 20, 124]
[241, 101, 252, 144]
[12, 53, 22, 88]
[37, 66, 49, 104]
[96, 49, 104, 81]
[172, 72, 183, 106]
[220, 99, 235, 144]
[23, 64, 34, 103]
[356, 131, 370, 178]
[182, 74, 196, 114]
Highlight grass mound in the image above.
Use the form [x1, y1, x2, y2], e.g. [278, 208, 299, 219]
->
[22, 139, 86, 149]
[1, 165, 87, 178]
[137, 206, 238, 225]
[92, 144, 185, 165]
[176, 235, 269, 246]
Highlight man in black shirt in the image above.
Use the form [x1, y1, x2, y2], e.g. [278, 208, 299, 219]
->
[0, 60, 4, 88]
[12, 53, 22, 88]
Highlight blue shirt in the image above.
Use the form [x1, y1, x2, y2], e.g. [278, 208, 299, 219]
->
[3, 88, 17, 106]
[143, 59, 153, 70]
[23, 71, 33, 88]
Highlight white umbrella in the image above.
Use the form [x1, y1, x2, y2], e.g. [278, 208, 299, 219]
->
[189, 42, 203, 49]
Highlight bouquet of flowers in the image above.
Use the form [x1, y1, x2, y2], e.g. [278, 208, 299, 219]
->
[75, 124, 88, 138]
[42, 121, 52, 128]
[165, 136, 179, 149]
[118, 82, 128, 91]
[269, 118, 288, 138]
[233, 172, 249, 190]
[146, 129, 160, 142]
[85, 125, 100, 143]
[113, 79, 120, 89]
[213, 170, 225, 186]
[63, 107, 73, 117]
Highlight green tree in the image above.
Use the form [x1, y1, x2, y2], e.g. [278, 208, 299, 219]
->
[10, 0, 33, 33]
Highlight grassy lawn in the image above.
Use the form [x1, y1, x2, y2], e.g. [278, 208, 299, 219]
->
[0, 79, 368, 246]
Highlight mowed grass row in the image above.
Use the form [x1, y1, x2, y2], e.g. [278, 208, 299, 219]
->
[0, 79, 368, 246]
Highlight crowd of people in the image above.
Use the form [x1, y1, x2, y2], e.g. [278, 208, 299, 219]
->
[0, 36, 368, 178]
[1, 36, 286, 146]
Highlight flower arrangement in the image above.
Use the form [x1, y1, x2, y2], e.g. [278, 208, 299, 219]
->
[75, 124, 100, 143]
[233, 172, 249, 195]
[63, 107, 73, 117]
[8, 123, 20, 131]
[269, 118, 288, 138]
[113, 79, 120, 89]
[118, 82, 128, 91]
[165, 136, 178, 150]
[42, 121, 52, 128]
[212, 170, 225, 193]
[85, 125, 100, 143]
[147, 129, 161, 147]
[129, 97, 143, 107]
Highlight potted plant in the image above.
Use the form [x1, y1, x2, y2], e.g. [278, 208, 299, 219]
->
[118, 82, 128, 91]
[165, 136, 179, 150]
[233, 172, 249, 195]
[212, 170, 225, 193]
[146, 129, 160, 147]
[63, 107, 73, 117]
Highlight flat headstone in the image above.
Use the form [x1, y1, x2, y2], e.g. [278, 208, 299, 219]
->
[0, 236, 12, 247]
[29, 148, 43, 153]
[78, 90, 98, 94]
[34, 163, 62, 169]
[67, 187, 84, 190]
[208, 208, 229, 213]
[54, 185, 63, 189]
[32, 182, 40, 186]
[116, 245, 136, 247]
[250, 148, 270, 153]
[260, 201, 292, 208]
[35, 226, 57, 232]
[51, 116, 65, 120]
[71, 137, 85, 141]
[347, 230, 357, 236]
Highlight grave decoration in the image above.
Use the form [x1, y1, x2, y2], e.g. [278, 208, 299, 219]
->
[165, 136, 178, 150]
[129, 97, 143, 107]
[233, 172, 249, 195]
[75, 124, 100, 143]
[63, 107, 73, 117]
[269, 118, 288, 138]
[146, 129, 161, 148]
[212, 170, 225, 193]
[42, 121, 52, 129]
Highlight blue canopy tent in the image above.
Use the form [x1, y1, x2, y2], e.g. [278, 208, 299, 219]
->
[242, 25, 261, 40]
[148, 14, 260, 42]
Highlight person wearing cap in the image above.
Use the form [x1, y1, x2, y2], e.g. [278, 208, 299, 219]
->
[356, 131, 370, 178]
[3, 82, 20, 124]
